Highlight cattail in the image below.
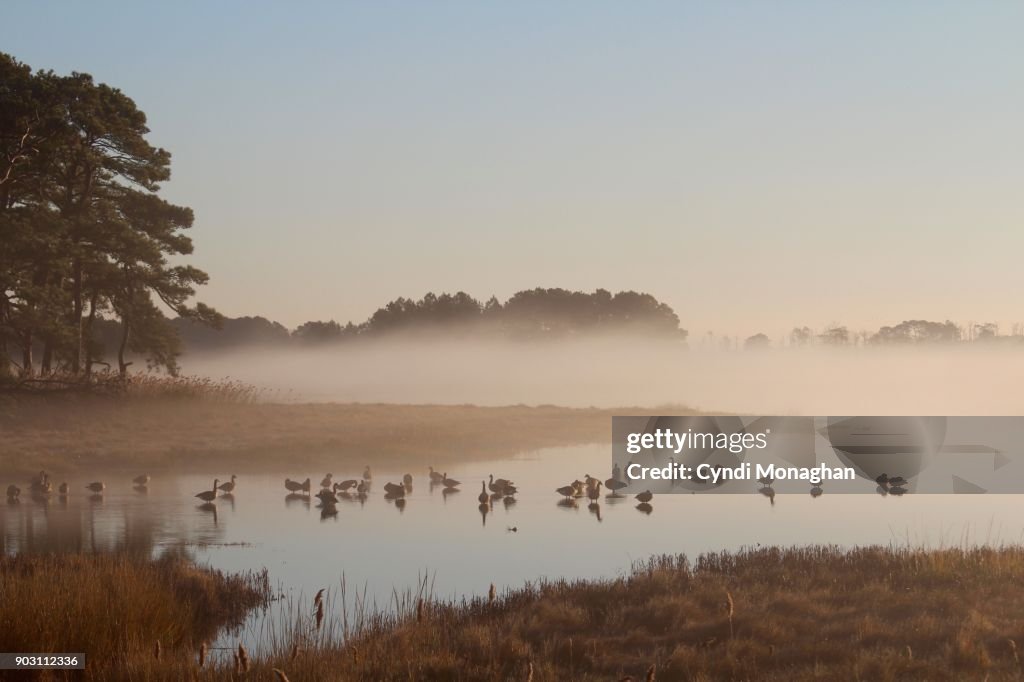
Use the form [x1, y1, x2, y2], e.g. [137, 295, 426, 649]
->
[154, 640, 161, 661]
[526, 659, 534, 682]
[198, 642, 207, 668]
[314, 588, 325, 609]
[905, 644, 913, 660]
[316, 599, 325, 631]
[272, 669, 292, 682]
[488, 583, 497, 604]
[289, 642, 300, 662]
[645, 664, 656, 682]
[237, 643, 250, 673]
[416, 597, 424, 623]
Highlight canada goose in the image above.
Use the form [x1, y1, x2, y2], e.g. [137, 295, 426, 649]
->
[587, 481, 602, 503]
[133, 474, 151, 486]
[85, 482, 105, 494]
[888, 476, 907, 488]
[584, 474, 599, 489]
[315, 488, 339, 505]
[757, 475, 774, 487]
[488, 474, 511, 493]
[383, 481, 405, 496]
[320, 474, 333, 489]
[403, 473, 413, 488]
[612, 463, 622, 481]
[356, 480, 369, 495]
[555, 485, 575, 499]
[605, 478, 628, 494]
[810, 485, 823, 498]
[428, 467, 444, 484]
[218, 475, 237, 493]
[195, 479, 220, 502]
[875, 473, 889, 486]
[362, 466, 372, 481]
[501, 483, 518, 496]
[6, 485, 20, 499]
[30, 475, 52, 494]
[635, 490, 653, 503]
[571, 480, 585, 497]
[478, 481, 489, 504]
[636, 502, 653, 515]
[335, 479, 358, 492]
[58, 482, 69, 496]
[889, 486, 907, 496]
[442, 474, 460, 488]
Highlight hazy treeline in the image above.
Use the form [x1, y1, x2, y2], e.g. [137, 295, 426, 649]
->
[735, 319, 1024, 350]
[88, 288, 687, 353]
[0, 53, 218, 380]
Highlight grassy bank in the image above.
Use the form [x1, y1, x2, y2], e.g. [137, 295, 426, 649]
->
[0, 553, 269, 681]
[0, 397, 658, 476]
[18, 545, 1024, 681]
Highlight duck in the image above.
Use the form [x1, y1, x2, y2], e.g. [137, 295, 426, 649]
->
[428, 466, 445, 484]
[218, 475, 237, 493]
[195, 479, 220, 503]
[478, 481, 489, 504]
[133, 474, 151, 486]
[635, 490, 653, 504]
[85, 482, 105, 494]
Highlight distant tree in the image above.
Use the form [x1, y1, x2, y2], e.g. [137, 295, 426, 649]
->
[293, 320, 343, 343]
[744, 333, 771, 350]
[818, 326, 850, 346]
[871, 320, 960, 344]
[789, 326, 813, 346]
[972, 322, 998, 341]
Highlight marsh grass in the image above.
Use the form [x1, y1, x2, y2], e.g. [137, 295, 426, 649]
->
[33, 544, 1024, 681]
[0, 552, 269, 680]
[0, 399, 634, 476]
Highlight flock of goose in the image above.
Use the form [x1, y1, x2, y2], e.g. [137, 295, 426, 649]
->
[5, 471, 150, 502]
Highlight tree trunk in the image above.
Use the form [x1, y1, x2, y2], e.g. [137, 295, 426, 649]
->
[84, 290, 98, 376]
[71, 257, 83, 374]
[40, 337, 53, 375]
[118, 321, 131, 378]
[21, 329, 33, 377]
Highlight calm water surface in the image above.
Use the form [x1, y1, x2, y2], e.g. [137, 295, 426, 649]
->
[3, 443, 1023, 651]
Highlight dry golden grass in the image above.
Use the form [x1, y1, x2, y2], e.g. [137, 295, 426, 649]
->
[18, 545, 1024, 681]
[0, 553, 269, 681]
[0, 396, 657, 476]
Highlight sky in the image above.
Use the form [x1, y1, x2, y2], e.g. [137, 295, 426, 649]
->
[3, 1, 1023, 338]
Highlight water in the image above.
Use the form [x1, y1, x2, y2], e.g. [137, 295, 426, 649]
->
[4, 443, 1024, 652]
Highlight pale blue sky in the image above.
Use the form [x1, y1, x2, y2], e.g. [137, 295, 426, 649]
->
[3, 2, 1022, 336]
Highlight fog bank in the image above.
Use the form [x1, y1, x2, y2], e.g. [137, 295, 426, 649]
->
[179, 339, 1024, 415]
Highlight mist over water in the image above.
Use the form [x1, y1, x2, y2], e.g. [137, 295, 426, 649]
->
[179, 339, 1024, 414]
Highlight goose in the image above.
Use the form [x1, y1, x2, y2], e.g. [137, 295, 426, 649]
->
[478, 482, 490, 504]
[335, 479, 358, 492]
[195, 479, 220, 503]
[605, 478, 628, 494]
[58, 482, 69, 496]
[284, 478, 304, 493]
[402, 473, 413, 488]
[6, 485, 20, 500]
[635, 490, 653, 504]
[362, 466, 372, 481]
[315, 488, 339, 505]
[571, 480, 585, 497]
[875, 473, 889, 486]
[488, 474, 511, 494]
[428, 467, 445, 484]
[356, 480, 369, 495]
[218, 475, 237, 493]
[320, 473, 333, 489]
[85, 482, 105, 494]
[383, 481, 406, 497]
[501, 482, 518, 496]
[30, 476, 52, 495]
[587, 481, 602, 503]
[584, 474, 599, 489]
[133, 474, 151, 486]
[300, 478, 312, 493]
[442, 473, 460, 488]
[555, 485, 575, 499]
[888, 476, 907, 488]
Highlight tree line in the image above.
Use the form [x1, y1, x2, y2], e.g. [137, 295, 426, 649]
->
[0, 53, 219, 379]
